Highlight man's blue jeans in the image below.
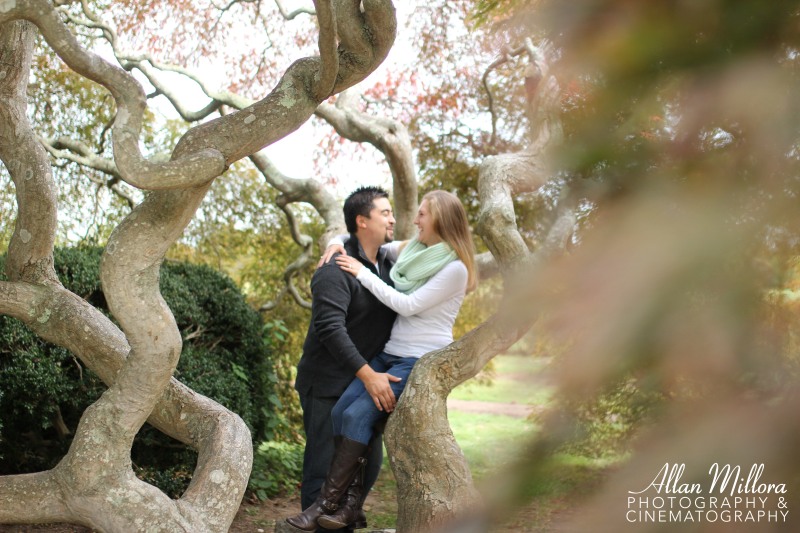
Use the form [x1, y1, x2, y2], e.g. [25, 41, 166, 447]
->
[331, 352, 419, 445]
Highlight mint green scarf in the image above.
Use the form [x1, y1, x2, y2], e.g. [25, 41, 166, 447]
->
[390, 237, 457, 293]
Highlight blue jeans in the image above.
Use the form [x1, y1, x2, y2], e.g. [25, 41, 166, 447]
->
[331, 352, 419, 445]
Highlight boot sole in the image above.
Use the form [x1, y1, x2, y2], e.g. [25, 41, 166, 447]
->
[285, 518, 320, 532]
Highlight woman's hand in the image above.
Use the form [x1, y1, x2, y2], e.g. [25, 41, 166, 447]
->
[336, 255, 363, 277]
[318, 243, 346, 267]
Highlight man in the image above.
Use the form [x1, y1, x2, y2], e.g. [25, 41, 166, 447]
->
[290, 186, 398, 532]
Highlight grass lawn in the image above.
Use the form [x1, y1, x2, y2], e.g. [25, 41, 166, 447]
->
[449, 354, 546, 479]
[449, 410, 538, 479]
[449, 354, 553, 405]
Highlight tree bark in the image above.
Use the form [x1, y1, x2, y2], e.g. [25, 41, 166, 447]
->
[0, 19, 58, 286]
[385, 316, 532, 532]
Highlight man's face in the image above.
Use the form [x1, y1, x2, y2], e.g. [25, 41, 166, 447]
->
[358, 197, 395, 245]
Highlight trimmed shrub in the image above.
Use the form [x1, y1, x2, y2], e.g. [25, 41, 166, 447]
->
[0, 247, 281, 495]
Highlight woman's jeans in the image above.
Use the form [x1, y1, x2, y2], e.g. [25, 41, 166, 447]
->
[332, 352, 418, 445]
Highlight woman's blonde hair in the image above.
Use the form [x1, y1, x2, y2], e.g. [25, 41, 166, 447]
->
[423, 190, 477, 292]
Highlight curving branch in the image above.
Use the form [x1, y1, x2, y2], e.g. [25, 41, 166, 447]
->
[315, 91, 418, 238]
[173, 0, 397, 164]
[482, 44, 513, 150]
[482, 39, 561, 152]
[0, 470, 70, 525]
[136, 61, 224, 122]
[0, 20, 58, 286]
[249, 150, 346, 247]
[0, 278, 253, 531]
[248, 150, 342, 310]
[38, 136, 136, 208]
[61, 1, 244, 121]
[2, 0, 227, 190]
[313, 0, 339, 101]
[477, 41, 563, 269]
[274, 0, 316, 20]
[258, 200, 316, 312]
[273, 200, 314, 309]
[386, 305, 538, 532]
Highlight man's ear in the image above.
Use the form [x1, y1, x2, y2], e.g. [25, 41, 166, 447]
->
[355, 214, 368, 229]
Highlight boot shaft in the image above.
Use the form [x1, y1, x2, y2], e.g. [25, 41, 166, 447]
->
[320, 437, 369, 511]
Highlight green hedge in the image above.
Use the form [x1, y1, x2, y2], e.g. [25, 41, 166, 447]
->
[0, 247, 281, 496]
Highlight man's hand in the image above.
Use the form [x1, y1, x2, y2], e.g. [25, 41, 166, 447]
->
[356, 364, 402, 412]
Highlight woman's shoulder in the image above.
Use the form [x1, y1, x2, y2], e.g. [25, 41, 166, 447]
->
[439, 259, 468, 277]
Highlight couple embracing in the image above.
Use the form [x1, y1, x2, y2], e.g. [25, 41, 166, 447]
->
[287, 186, 476, 532]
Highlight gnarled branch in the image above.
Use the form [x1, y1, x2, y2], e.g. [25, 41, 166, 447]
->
[315, 90, 418, 239]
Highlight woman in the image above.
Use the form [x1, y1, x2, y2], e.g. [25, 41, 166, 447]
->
[286, 190, 476, 531]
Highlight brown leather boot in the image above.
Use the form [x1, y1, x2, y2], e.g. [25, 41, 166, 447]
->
[285, 437, 368, 531]
[316, 455, 367, 530]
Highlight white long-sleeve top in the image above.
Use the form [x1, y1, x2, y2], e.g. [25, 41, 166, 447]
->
[355, 241, 468, 359]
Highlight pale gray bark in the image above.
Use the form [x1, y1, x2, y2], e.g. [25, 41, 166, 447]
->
[0, 19, 58, 286]
[0, 1, 397, 531]
[385, 317, 532, 532]
[273, 0, 316, 20]
[2, 0, 226, 190]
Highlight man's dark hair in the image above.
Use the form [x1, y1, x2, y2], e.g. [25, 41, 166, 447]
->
[343, 186, 390, 233]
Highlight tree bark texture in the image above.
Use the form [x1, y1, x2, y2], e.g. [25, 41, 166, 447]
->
[386, 41, 566, 533]
[0, 1, 397, 531]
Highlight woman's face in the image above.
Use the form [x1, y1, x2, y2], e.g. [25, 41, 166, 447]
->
[414, 199, 441, 246]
